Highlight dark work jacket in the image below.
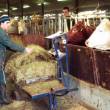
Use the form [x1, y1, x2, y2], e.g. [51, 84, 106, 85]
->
[0, 28, 25, 84]
[61, 16, 75, 32]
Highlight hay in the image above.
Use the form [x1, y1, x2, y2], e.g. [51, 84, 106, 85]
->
[15, 61, 56, 83]
[0, 100, 47, 110]
[0, 96, 91, 110]
[0, 101, 25, 110]
[5, 45, 56, 84]
[57, 94, 92, 110]
[22, 80, 64, 96]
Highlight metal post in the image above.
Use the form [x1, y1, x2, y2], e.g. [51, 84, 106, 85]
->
[6, 0, 10, 16]
[49, 93, 57, 110]
[41, 3, 44, 16]
[20, 0, 23, 18]
[74, 0, 79, 14]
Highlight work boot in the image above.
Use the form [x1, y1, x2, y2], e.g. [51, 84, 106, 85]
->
[0, 84, 12, 105]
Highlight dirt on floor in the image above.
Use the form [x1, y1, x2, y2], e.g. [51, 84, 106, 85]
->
[0, 93, 95, 110]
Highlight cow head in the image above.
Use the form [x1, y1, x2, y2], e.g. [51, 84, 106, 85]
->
[67, 21, 94, 46]
[18, 19, 27, 35]
[85, 19, 110, 50]
[7, 19, 27, 35]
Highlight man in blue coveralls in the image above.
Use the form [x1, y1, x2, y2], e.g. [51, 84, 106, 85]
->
[0, 15, 32, 105]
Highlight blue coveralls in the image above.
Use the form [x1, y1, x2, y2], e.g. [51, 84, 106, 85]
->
[0, 28, 25, 84]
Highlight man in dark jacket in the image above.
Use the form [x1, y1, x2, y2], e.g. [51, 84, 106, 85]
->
[62, 7, 75, 32]
[0, 15, 32, 105]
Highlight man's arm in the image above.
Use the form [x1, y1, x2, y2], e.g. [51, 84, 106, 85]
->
[0, 30, 25, 52]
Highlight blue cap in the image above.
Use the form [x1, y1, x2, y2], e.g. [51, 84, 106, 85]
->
[0, 15, 10, 23]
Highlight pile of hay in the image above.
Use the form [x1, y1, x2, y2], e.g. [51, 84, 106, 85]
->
[0, 101, 26, 110]
[5, 45, 57, 85]
[0, 100, 48, 110]
[57, 94, 91, 110]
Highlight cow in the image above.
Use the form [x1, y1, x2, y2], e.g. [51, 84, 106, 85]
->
[8, 19, 28, 35]
[18, 19, 28, 35]
[85, 19, 110, 50]
[67, 21, 94, 46]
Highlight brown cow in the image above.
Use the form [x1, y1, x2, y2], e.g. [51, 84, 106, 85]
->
[67, 21, 95, 46]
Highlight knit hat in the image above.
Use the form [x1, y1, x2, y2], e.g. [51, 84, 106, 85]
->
[0, 15, 10, 23]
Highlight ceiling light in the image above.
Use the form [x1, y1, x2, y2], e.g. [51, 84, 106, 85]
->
[12, 7, 18, 11]
[37, 2, 49, 6]
[14, 16, 19, 20]
[57, 0, 68, 1]
[3, 9, 8, 12]
[0, 10, 3, 13]
[44, 2, 49, 5]
[37, 3, 41, 6]
[23, 4, 30, 8]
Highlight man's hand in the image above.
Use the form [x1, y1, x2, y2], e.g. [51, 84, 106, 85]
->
[25, 47, 33, 54]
